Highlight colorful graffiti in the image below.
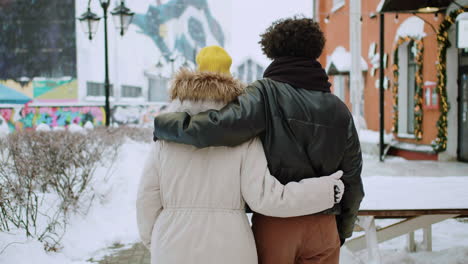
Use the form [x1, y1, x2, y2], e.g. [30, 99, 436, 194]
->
[0, 105, 105, 131]
[0, 78, 78, 104]
[33, 78, 78, 102]
[0, 104, 167, 132]
[132, 0, 225, 63]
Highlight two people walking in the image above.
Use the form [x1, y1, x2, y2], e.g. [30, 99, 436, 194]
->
[137, 17, 364, 264]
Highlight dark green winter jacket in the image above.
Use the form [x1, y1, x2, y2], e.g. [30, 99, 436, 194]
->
[153, 78, 364, 241]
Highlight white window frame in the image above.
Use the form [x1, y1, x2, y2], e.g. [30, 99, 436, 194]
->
[85, 81, 115, 102]
[333, 75, 346, 102]
[147, 76, 170, 103]
[121, 85, 143, 98]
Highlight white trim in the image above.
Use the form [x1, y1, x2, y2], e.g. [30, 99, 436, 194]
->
[397, 133, 417, 139]
[440, 26, 459, 160]
[84, 96, 117, 102]
[119, 97, 146, 103]
[331, 0, 345, 13]
[376, 0, 385, 12]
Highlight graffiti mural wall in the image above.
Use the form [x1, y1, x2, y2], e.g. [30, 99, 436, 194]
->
[132, 0, 226, 63]
[76, 0, 230, 102]
[0, 0, 229, 106]
[0, 104, 167, 132]
[0, 105, 105, 131]
[0, 0, 78, 103]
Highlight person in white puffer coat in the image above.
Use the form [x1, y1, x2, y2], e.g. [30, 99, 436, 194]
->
[136, 46, 344, 264]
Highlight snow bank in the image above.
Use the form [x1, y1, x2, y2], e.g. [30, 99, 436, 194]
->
[68, 123, 85, 133]
[0, 141, 151, 264]
[395, 17, 426, 41]
[36, 123, 51, 132]
[359, 129, 393, 144]
[361, 176, 468, 210]
[84, 121, 94, 130]
[0, 116, 9, 137]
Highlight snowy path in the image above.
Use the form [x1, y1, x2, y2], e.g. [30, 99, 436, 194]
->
[1, 142, 467, 264]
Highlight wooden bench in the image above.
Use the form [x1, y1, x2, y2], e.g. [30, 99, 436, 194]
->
[344, 177, 468, 264]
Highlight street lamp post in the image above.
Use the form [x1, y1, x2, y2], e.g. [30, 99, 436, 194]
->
[101, 0, 111, 127]
[78, 0, 134, 127]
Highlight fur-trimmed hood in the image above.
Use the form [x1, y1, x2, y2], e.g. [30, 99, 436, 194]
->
[170, 69, 245, 104]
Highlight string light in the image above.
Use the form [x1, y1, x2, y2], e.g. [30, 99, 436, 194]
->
[394, 13, 399, 23]
[434, 12, 439, 21]
[324, 14, 330, 24]
[433, 7, 466, 152]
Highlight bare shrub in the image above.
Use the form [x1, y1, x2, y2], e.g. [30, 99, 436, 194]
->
[0, 128, 123, 250]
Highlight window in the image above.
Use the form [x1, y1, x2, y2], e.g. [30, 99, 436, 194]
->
[332, 0, 345, 12]
[148, 77, 169, 102]
[256, 65, 264, 80]
[333, 75, 346, 102]
[237, 59, 265, 84]
[86, 82, 113, 96]
[237, 64, 245, 81]
[122, 85, 142, 98]
[246, 59, 253, 84]
[407, 41, 417, 134]
[397, 41, 418, 138]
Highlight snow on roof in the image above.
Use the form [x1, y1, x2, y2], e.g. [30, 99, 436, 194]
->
[376, 0, 385, 12]
[456, 12, 468, 21]
[395, 16, 426, 41]
[325, 46, 368, 75]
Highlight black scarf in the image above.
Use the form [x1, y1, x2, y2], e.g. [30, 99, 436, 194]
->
[263, 56, 331, 92]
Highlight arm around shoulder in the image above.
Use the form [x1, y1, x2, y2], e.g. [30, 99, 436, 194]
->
[153, 84, 267, 148]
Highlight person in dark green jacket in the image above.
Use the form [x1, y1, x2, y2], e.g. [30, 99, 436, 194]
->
[153, 17, 364, 264]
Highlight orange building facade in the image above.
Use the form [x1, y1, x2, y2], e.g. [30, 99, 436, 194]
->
[315, 0, 468, 161]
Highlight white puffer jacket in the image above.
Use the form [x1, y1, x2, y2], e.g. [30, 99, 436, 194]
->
[136, 70, 343, 264]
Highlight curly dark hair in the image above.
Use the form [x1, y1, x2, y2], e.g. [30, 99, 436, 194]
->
[259, 17, 325, 60]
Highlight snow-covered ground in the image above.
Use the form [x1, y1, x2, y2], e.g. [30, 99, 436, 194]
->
[341, 154, 468, 264]
[1, 141, 467, 264]
[0, 141, 149, 264]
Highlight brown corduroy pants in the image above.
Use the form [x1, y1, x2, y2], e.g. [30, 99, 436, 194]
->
[252, 213, 340, 264]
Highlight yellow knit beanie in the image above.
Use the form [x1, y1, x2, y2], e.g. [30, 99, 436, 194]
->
[196, 45, 232, 75]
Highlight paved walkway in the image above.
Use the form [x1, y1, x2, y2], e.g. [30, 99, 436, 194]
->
[90, 243, 150, 264]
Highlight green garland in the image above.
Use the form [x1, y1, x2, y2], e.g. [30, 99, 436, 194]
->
[392, 37, 424, 140]
[433, 7, 466, 152]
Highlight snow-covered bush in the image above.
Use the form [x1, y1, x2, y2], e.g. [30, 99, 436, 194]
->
[106, 126, 153, 143]
[0, 129, 123, 251]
